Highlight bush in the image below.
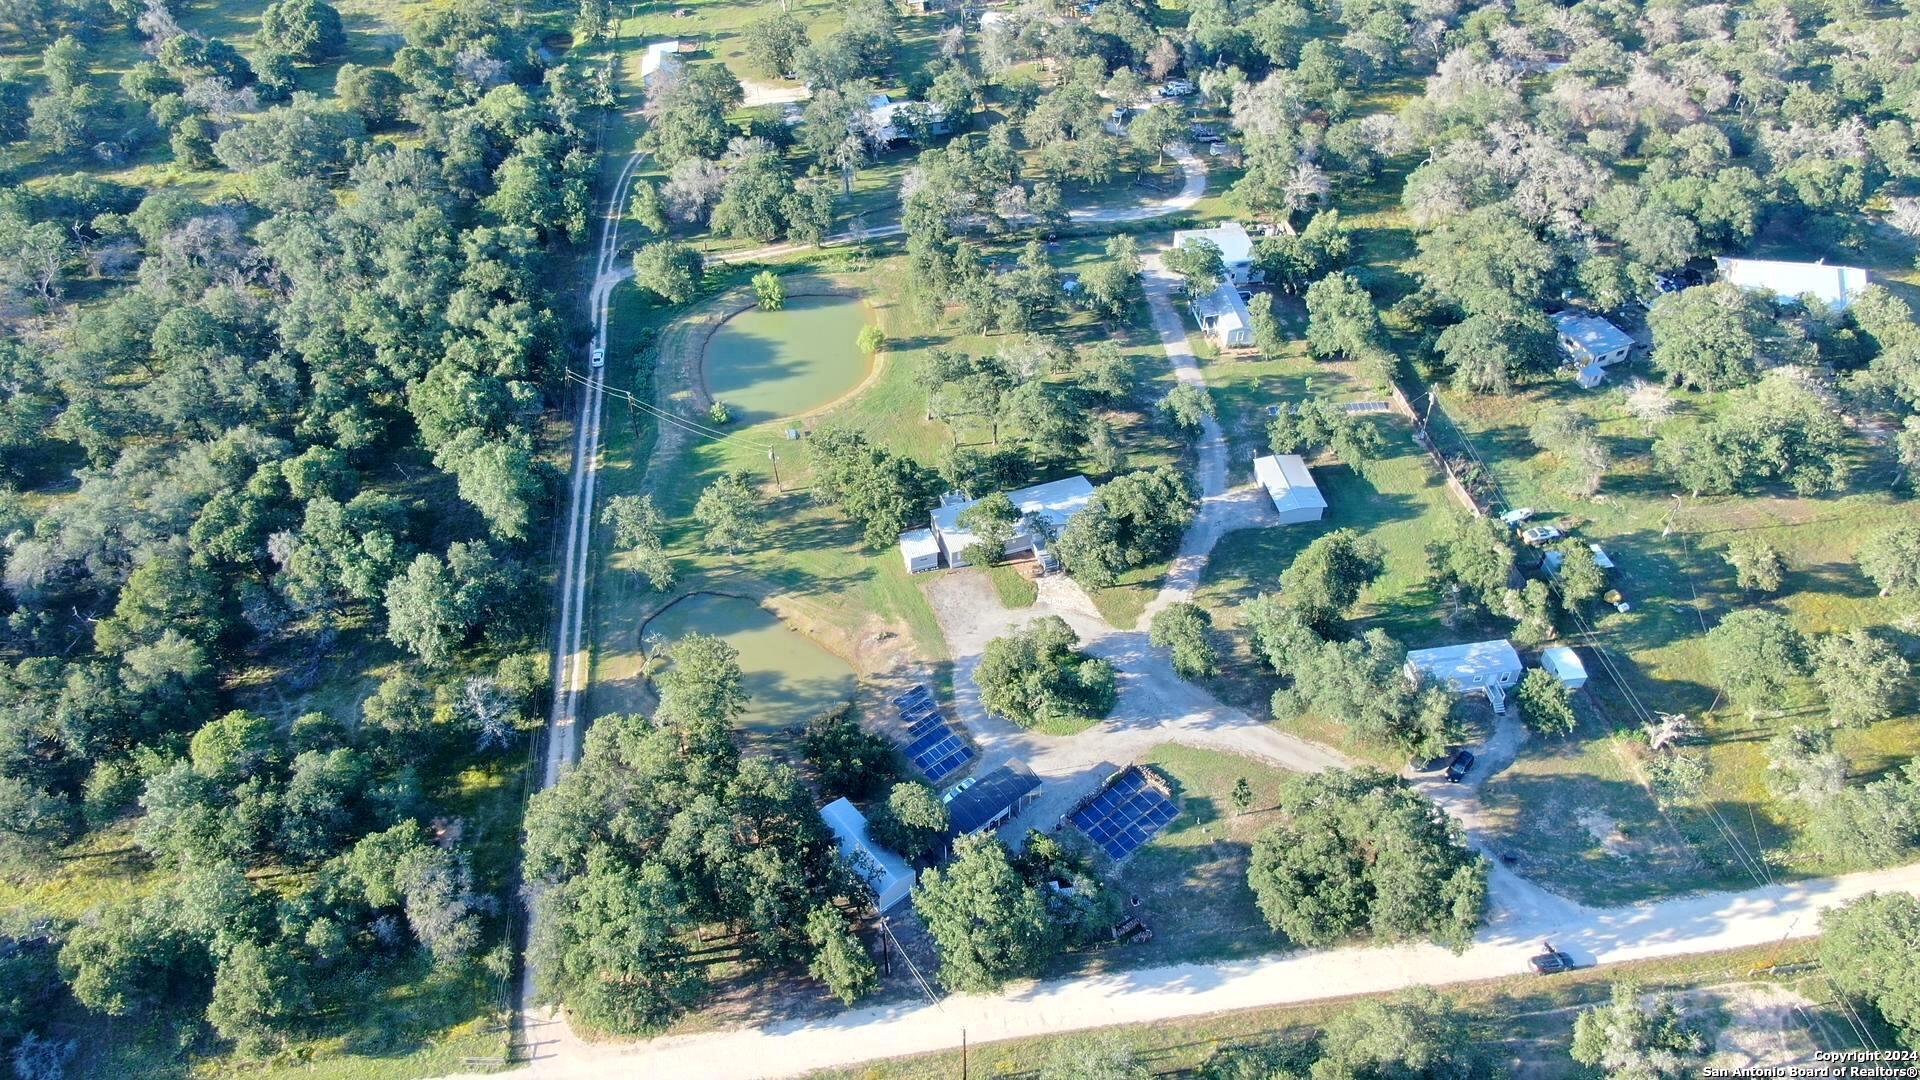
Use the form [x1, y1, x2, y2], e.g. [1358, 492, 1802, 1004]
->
[868, 781, 948, 861]
[1515, 669, 1577, 737]
[974, 616, 1116, 730]
[856, 325, 885, 354]
[800, 708, 895, 800]
[707, 400, 731, 425]
[752, 270, 785, 310]
[1148, 602, 1218, 681]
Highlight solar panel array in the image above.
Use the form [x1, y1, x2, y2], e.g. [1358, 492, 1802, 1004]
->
[1069, 766, 1179, 861]
[890, 685, 974, 783]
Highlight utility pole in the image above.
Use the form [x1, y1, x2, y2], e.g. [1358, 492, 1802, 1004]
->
[768, 449, 781, 489]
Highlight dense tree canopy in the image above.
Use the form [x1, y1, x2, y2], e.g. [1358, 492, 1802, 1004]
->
[1248, 769, 1486, 950]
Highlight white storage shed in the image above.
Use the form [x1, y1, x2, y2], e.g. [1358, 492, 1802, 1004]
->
[1541, 646, 1588, 690]
[1252, 454, 1328, 524]
[819, 797, 914, 912]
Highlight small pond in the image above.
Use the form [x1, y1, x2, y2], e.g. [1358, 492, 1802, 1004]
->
[644, 593, 857, 732]
[702, 293, 872, 425]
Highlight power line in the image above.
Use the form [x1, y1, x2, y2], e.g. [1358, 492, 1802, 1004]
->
[562, 368, 781, 454]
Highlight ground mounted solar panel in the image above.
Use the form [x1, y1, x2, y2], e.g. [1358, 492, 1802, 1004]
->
[921, 745, 975, 783]
[903, 726, 955, 761]
[1068, 766, 1179, 862]
[892, 685, 934, 707]
[904, 712, 947, 739]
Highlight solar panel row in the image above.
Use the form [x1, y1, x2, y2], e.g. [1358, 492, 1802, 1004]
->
[1068, 766, 1179, 861]
[889, 683, 975, 784]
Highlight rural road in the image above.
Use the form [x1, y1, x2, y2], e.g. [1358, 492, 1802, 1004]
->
[461, 859, 1920, 1080]
[511, 146, 645, 1065]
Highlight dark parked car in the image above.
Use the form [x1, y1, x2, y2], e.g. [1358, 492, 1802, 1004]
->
[1445, 750, 1475, 783]
[1530, 944, 1575, 974]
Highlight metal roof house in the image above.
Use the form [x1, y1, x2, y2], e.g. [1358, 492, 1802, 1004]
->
[865, 93, 953, 144]
[1252, 453, 1328, 524]
[1541, 645, 1588, 690]
[1405, 639, 1524, 714]
[1172, 222, 1260, 285]
[928, 476, 1094, 570]
[1553, 311, 1632, 368]
[899, 528, 941, 574]
[818, 797, 914, 911]
[945, 762, 1042, 839]
[1716, 257, 1870, 311]
[1191, 280, 1253, 348]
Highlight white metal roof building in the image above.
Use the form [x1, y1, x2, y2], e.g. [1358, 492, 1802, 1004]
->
[1252, 453, 1327, 524]
[1405, 639, 1523, 713]
[864, 94, 952, 144]
[818, 797, 914, 912]
[1552, 311, 1633, 367]
[1715, 257, 1870, 311]
[929, 476, 1095, 569]
[899, 528, 941, 574]
[1172, 222, 1259, 284]
[639, 41, 684, 86]
[1541, 646, 1588, 690]
[1191, 280, 1253, 348]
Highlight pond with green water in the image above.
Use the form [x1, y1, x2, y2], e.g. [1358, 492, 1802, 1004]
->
[644, 593, 857, 732]
[702, 293, 872, 425]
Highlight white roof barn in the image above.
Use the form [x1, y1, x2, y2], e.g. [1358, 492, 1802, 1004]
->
[930, 476, 1094, 569]
[818, 798, 913, 912]
[1172, 223, 1259, 284]
[639, 40, 685, 86]
[1252, 454, 1327, 523]
[1716, 257, 1870, 311]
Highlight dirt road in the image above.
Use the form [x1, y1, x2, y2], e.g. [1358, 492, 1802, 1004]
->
[457, 859, 1920, 1080]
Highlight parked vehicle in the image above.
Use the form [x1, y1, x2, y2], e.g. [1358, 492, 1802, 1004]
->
[1188, 123, 1221, 142]
[590, 344, 606, 369]
[1158, 79, 1196, 97]
[1499, 507, 1536, 526]
[1445, 750, 1475, 783]
[1521, 525, 1563, 546]
[1529, 943, 1576, 974]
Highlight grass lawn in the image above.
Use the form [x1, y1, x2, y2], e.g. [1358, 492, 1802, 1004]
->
[1051, 745, 1295, 974]
[809, 939, 1858, 1080]
[985, 563, 1038, 607]
[1436, 375, 1920, 898]
[1194, 414, 1492, 733]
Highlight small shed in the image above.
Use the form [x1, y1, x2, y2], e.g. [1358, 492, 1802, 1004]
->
[1574, 359, 1607, 389]
[1541, 646, 1588, 690]
[945, 762, 1042, 839]
[1252, 454, 1328, 523]
[819, 797, 913, 911]
[899, 528, 941, 574]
